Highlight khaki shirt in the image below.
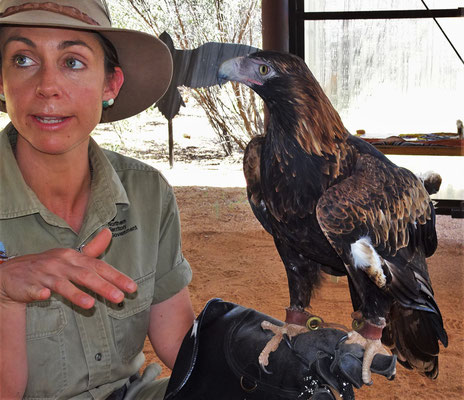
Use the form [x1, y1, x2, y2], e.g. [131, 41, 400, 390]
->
[0, 124, 192, 399]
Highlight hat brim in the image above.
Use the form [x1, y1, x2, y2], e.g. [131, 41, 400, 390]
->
[0, 11, 173, 123]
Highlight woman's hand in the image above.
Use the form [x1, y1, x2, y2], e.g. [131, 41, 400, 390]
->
[0, 228, 137, 309]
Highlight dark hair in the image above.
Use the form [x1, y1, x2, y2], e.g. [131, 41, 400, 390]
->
[94, 32, 121, 76]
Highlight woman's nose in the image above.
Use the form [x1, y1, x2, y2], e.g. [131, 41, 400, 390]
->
[35, 65, 62, 99]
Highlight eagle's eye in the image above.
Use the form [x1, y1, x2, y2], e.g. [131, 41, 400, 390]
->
[259, 64, 269, 75]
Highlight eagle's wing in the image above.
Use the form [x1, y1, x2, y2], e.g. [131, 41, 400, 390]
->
[243, 135, 272, 235]
[316, 152, 436, 262]
[316, 150, 447, 375]
[315, 150, 440, 313]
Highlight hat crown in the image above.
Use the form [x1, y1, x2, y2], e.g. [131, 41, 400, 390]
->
[0, 0, 111, 27]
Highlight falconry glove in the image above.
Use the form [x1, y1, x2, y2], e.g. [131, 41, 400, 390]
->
[163, 299, 396, 400]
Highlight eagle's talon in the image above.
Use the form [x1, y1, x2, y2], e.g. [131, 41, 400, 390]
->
[336, 334, 349, 350]
[346, 330, 390, 385]
[258, 321, 308, 373]
[258, 345, 274, 375]
[259, 362, 273, 375]
[260, 320, 275, 331]
[282, 333, 292, 348]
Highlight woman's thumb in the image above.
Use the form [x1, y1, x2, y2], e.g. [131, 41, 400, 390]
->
[81, 228, 112, 258]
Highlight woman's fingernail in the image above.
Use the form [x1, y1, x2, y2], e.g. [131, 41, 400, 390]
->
[112, 290, 123, 301]
[81, 297, 94, 308]
[126, 282, 137, 292]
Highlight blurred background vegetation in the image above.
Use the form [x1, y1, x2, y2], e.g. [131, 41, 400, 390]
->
[107, 0, 264, 153]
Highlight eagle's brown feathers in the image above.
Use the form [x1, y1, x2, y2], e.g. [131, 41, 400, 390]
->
[317, 152, 434, 258]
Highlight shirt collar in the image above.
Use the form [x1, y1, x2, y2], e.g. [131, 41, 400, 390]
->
[88, 135, 130, 209]
[0, 123, 129, 226]
[0, 123, 41, 219]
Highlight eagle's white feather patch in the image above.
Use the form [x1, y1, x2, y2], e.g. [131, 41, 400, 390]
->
[351, 237, 386, 288]
[351, 237, 380, 267]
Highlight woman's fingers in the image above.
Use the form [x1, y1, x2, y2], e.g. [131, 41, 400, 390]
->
[53, 254, 136, 306]
[71, 229, 136, 302]
[64, 265, 126, 304]
[81, 228, 112, 258]
[0, 229, 137, 308]
[27, 260, 130, 308]
[92, 260, 137, 293]
[47, 277, 96, 309]
[27, 286, 51, 302]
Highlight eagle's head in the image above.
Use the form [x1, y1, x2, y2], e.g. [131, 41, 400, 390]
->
[219, 50, 348, 155]
[218, 51, 318, 109]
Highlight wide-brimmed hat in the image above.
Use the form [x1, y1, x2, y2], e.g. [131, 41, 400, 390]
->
[0, 0, 173, 122]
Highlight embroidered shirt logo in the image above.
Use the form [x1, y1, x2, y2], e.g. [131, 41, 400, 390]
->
[108, 219, 138, 238]
[0, 241, 8, 264]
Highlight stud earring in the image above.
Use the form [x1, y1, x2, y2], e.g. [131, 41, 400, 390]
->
[102, 98, 114, 109]
[0, 93, 5, 102]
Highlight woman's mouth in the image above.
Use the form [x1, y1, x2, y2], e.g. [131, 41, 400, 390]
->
[34, 116, 68, 124]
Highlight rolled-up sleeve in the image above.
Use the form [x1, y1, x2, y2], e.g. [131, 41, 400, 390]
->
[153, 188, 192, 304]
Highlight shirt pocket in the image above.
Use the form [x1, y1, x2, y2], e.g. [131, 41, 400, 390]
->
[25, 299, 68, 399]
[107, 272, 154, 363]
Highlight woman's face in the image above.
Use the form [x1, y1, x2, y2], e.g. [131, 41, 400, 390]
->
[0, 27, 123, 156]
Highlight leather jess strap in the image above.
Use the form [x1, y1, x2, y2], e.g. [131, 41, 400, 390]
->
[285, 308, 350, 332]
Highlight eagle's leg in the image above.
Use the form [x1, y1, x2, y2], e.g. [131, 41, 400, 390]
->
[342, 239, 393, 384]
[346, 311, 391, 385]
[258, 253, 325, 372]
[258, 308, 324, 373]
[259, 321, 308, 372]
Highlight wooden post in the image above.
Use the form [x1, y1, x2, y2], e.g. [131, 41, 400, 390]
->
[261, 0, 289, 51]
[168, 119, 174, 168]
[261, 0, 290, 128]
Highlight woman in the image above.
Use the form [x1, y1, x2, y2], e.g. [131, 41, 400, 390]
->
[0, 1, 195, 398]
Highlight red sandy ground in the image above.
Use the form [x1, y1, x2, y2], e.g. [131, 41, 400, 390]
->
[144, 186, 464, 399]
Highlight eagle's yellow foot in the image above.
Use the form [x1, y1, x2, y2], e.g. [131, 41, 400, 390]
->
[259, 321, 308, 373]
[346, 330, 391, 385]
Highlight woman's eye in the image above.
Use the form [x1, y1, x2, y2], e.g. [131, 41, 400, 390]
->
[259, 64, 269, 75]
[65, 57, 84, 69]
[14, 55, 33, 67]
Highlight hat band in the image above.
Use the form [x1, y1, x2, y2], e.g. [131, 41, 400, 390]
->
[0, 2, 100, 26]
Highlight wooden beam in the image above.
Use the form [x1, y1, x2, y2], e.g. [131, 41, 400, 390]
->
[434, 199, 464, 218]
[372, 145, 463, 156]
[300, 8, 464, 21]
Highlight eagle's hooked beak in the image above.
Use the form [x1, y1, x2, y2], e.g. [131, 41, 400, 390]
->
[217, 56, 245, 87]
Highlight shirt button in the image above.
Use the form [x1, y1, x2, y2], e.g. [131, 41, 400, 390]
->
[95, 353, 102, 361]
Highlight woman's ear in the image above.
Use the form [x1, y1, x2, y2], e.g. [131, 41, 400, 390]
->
[103, 66, 124, 101]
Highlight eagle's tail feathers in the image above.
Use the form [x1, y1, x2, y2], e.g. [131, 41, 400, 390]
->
[384, 303, 448, 379]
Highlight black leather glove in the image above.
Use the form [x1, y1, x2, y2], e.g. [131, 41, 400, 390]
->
[164, 299, 396, 400]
